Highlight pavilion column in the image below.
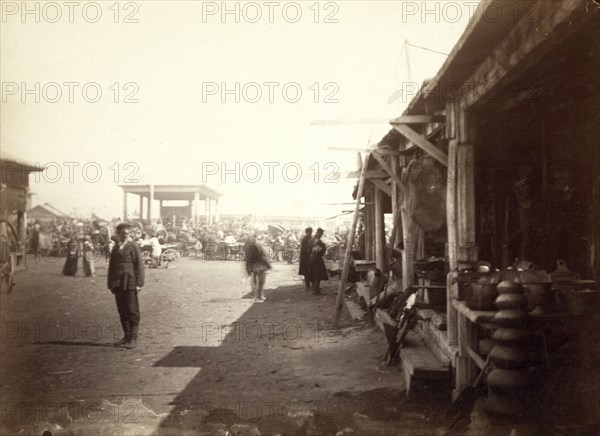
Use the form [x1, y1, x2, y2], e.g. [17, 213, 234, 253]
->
[214, 198, 220, 223]
[123, 192, 128, 220]
[208, 199, 213, 224]
[194, 192, 200, 228]
[148, 184, 154, 223]
[139, 195, 144, 221]
[204, 199, 209, 224]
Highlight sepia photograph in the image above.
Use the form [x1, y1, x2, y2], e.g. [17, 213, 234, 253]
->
[1, 1, 599, 435]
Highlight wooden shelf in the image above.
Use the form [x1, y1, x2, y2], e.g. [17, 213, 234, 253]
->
[452, 299, 497, 324]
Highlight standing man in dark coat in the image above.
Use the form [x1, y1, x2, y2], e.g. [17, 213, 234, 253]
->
[298, 227, 313, 290]
[108, 223, 145, 348]
[307, 228, 328, 295]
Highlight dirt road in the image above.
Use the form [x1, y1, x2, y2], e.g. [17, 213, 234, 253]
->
[1, 255, 451, 435]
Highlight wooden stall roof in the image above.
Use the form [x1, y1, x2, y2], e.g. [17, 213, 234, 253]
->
[0, 150, 44, 173]
[404, 0, 594, 115]
[119, 184, 222, 202]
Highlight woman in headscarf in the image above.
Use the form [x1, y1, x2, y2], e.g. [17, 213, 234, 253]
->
[62, 232, 80, 276]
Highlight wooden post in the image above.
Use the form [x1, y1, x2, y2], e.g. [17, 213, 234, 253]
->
[194, 192, 200, 228]
[122, 191, 127, 221]
[149, 184, 154, 223]
[364, 187, 373, 260]
[139, 195, 144, 221]
[390, 154, 403, 250]
[214, 198, 220, 223]
[375, 188, 385, 270]
[447, 139, 459, 347]
[334, 152, 370, 326]
[400, 202, 416, 292]
[456, 108, 477, 264]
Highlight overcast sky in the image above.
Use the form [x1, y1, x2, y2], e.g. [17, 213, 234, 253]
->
[1, 1, 479, 221]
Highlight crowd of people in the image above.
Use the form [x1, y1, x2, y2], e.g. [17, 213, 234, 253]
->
[26, 216, 353, 266]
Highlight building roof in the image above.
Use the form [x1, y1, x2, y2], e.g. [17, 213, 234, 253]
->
[28, 203, 68, 218]
[0, 150, 44, 172]
[119, 184, 222, 201]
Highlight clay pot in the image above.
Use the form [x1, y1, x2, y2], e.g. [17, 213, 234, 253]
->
[489, 345, 531, 369]
[487, 369, 535, 394]
[566, 290, 599, 314]
[497, 280, 523, 295]
[492, 327, 531, 345]
[555, 280, 597, 304]
[483, 394, 538, 420]
[492, 310, 530, 328]
[495, 293, 528, 311]
[467, 282, 498, 311]
[523, 281, 555, 311]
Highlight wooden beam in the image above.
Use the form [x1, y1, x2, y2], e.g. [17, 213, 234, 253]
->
[390, 115, 446, 124]
[370, 179, 391, 197]
[371, 151, 407, 196]
[461, 0, 587, 109]
[334, 152, 371, 325]
[345, 170, 389, 179]
[392, 124, 448, 166]
[373, 149, 400, 156]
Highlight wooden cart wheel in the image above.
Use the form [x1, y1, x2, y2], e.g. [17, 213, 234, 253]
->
[161, 249, 178, 268]
[140, 251, 152, 268]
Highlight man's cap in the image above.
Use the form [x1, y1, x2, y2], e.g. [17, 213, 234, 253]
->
[305, 227, 313, 232]
[316, 228, 325, 234]
[116, 223, 131, 232]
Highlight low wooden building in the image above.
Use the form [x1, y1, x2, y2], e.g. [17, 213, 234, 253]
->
[0, 151, 44, 244]
[352, 0, 599, 427]
[27, 203, 69, 224]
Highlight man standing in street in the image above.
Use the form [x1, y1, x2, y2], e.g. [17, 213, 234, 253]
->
[307, 228, 328, 295]
[108, 223, 144, 348]
[298, 227, 312, 290]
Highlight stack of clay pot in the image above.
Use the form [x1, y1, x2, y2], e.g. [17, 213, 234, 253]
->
[484, 280, 540, 420]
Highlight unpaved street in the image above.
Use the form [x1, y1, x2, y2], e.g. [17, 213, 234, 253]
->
[1, 255, 450, 435]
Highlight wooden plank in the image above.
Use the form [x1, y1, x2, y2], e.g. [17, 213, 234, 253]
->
[333, 151, 370, 325]
[354, 260, 376, 272]
[401, 332, 451, 380]
[390, 115, 446, 124]
[467, 346, 486, 370]
[371, 151, 407, 196]
[370, 179, 391, 197]
[417, 321, 454, 366]
[392, 123, 448, 166]
[461, 0, 587, 109]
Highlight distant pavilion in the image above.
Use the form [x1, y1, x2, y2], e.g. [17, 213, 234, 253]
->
[120, 184, 221, 227]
